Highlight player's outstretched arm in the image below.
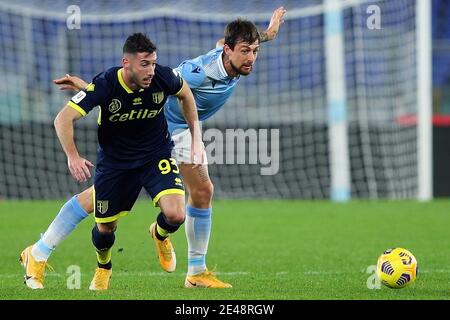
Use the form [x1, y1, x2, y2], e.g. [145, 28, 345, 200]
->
[215, 7, 286, 47]
[54, 106, 94, 182]
[176, 81, 204, 167]
[53, 74, 88, 91]
[259, 6, 287, 42]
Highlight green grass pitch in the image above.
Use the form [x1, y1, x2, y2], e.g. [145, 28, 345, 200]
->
[1, 199, 450, 300]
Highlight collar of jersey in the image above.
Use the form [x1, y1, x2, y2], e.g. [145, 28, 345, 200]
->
[216, 51, 229, 79]
[118, 68, 143, 94]
[217, 51, 240, 81]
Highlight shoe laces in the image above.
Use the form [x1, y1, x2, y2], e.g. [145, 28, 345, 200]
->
[205, 265, 217, 274]
[203, 268, 219, 280]
[33, 261, 53, 283]
[203, 267, 231, 286]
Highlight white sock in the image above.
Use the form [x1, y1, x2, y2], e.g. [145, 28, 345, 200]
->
[185, 205, 211, 276]
[31, 196, 89, 261]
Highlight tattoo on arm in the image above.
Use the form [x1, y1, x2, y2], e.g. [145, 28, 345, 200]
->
[197, 165, 210, 183]
[259, 31, 269, 43]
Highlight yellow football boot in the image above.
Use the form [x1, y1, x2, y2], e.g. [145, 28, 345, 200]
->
[19, 245, 50, 289]
[185, 269, 232, 288]
[149, 222, 176, 273]
[89, 267, 112, 291]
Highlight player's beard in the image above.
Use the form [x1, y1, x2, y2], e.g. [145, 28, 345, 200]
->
[230, 60, 252, 76]
[130, 70, 150, 89]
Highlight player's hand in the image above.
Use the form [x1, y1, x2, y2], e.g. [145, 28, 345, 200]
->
[264, 6, 287, 41]
[67, 155, 94, 182]
[53, 74, 88, 91]
[190, 137, 205, 169]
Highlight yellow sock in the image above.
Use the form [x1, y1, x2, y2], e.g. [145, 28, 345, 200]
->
[157, 224, 169, 238]
[96, 248, 112, 265]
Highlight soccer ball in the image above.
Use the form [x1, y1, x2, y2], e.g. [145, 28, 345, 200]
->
[376, 248, 418, 288]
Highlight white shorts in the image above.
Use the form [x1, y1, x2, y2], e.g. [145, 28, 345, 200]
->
[171, 128, 208, 165]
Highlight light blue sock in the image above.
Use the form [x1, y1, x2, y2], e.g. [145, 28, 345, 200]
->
[31, 196, 89, 261]
[185, 205, 212, 275]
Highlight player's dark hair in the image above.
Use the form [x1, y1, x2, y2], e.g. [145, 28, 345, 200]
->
[224, 18, 260, 49]
[123, 33, 157, 54]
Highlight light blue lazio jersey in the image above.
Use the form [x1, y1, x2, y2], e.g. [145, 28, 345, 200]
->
[165, 47, 240, 134]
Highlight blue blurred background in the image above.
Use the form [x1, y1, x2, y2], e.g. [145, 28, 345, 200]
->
[432, 0, 450, 113]
[1, 0, 448, 199]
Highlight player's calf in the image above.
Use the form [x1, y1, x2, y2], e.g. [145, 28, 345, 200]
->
[90, 224, 115, 290]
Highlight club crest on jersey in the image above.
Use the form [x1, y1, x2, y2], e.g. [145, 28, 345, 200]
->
[152, 92, 164, 104]
[133, 97, 142, 105]
[109, 99, 122, 113]
[96, 200, 108, 214]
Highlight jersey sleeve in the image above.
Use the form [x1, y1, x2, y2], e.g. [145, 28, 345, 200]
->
[177, 61, 206, 89]
[67, 73, 110, 116]
[167, 67, 184, 96]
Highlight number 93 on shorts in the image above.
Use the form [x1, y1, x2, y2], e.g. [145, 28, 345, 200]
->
[93, 155, 184, 223]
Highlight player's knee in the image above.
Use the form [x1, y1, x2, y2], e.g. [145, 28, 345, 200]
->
[163, 205, 185, 225]
[92, 224, 116, 250]
[190, 181, 214, 206]
[158, 207, 185, 232]
[191, 182, 214, 200]
[170, 213, 185, 225]
[158, 194, 185, 225]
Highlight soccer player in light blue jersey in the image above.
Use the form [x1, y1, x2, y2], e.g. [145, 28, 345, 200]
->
[20, 7, 286, 289]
